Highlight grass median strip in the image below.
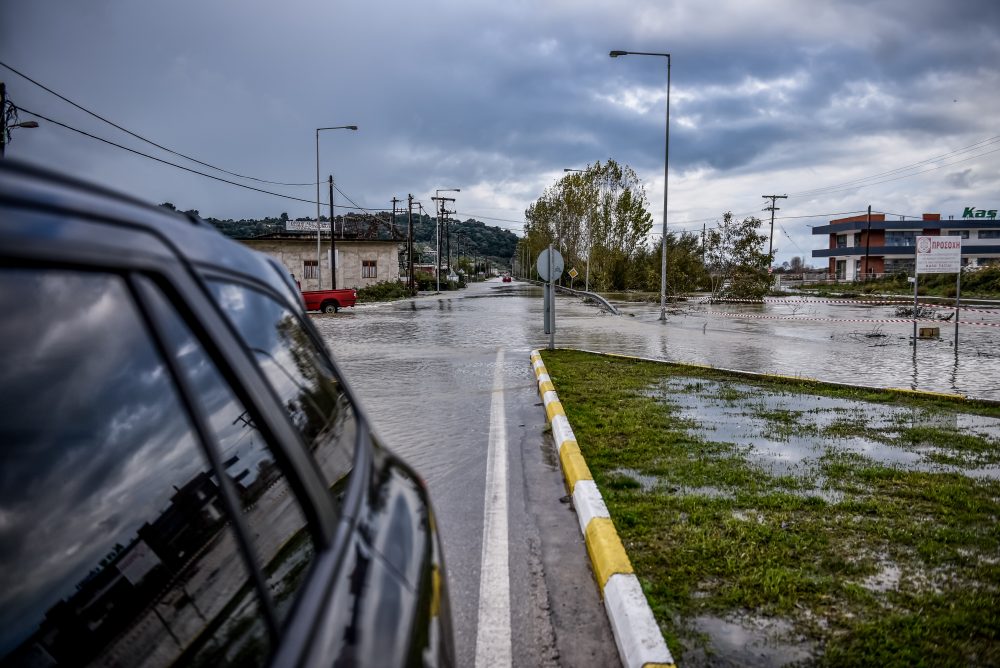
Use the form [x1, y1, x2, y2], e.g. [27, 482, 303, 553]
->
[541, 349, 1000, 667]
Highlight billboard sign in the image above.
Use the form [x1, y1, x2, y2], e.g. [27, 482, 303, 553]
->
[915, 236, 961, 274]
[286, 220, 331, 232]
[117, 540, 161, 585]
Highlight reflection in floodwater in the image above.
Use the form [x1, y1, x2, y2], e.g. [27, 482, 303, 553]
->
[650, 377, 1000, 484]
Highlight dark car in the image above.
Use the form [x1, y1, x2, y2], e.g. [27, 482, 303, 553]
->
[0, 161, 454, 668]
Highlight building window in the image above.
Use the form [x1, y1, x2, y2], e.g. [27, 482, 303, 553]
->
[885, 231, 918, 247]
[978, 230, 1000, 239]
[853, 233, 862, 246]
[836, 234, 847, 248]
[947, 230, 970, 239]
[303, 259, 318, 279]
[362, 260, 377, 279]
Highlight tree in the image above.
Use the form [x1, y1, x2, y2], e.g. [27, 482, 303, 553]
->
[523, 159, 653, 290]
[704, 212, 774, 300]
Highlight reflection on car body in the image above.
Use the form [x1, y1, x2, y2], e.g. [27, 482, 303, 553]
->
[0, 160, 454, 667]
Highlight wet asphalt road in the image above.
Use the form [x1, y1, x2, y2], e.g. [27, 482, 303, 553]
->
[312, 278, 1000, 666]
[312, 280, 619, 668]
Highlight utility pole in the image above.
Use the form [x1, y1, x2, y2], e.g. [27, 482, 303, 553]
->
[329, 175, 337, 289]
[864, 204, 872, 281]
[762, 194, 788, 260]
[430, 195, 456, 289]
[407, 194, 415, 294]
[445, 213, 452, 276]
[391, 197, 400, 237]
[701, 221, 706, 263]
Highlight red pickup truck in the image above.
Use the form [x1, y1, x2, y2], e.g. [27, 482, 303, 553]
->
[301, 288, 357, 313]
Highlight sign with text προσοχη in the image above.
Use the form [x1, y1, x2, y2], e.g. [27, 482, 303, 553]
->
[915, 236, 961, 274]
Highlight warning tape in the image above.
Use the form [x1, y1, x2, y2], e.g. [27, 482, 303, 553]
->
[703, 311, 1000, 327]
[703, 297, 1000, 315]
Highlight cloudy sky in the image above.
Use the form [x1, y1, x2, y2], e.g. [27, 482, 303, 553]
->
[3, 0, 999, 265]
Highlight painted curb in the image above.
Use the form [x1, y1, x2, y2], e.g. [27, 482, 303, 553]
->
[530, 350, 675, 668]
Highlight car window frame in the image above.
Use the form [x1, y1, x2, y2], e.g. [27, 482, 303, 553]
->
[0, 199, 376, 665]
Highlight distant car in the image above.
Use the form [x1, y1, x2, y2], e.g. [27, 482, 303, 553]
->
[502, 275, 512, 282]
[0, 161, 454, 668]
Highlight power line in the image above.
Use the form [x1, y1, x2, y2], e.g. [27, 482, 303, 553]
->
[787, 134, 1000, 198]
[0, 60, 316, 187]
[18, 107, 374, 210]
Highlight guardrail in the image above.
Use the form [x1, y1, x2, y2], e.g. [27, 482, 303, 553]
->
[518, 278, 620, 315]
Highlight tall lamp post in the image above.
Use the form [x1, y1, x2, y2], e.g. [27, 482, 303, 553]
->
[610, 49, 671, 321]
[432, 188, 460, 291]
[315, 125, 357, 289]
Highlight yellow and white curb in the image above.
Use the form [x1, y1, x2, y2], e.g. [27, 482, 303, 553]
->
[530, 350, 675, 668]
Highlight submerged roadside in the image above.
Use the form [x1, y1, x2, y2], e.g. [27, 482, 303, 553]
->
[541, 349, 1000, 666]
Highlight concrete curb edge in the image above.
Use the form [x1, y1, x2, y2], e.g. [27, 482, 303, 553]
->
[530, 349, 675, 668]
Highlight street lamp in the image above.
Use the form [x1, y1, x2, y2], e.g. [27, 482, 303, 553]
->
[315, 125, 357, 290]
[610, 49, 671, 321]
[432, 188, 460, 291]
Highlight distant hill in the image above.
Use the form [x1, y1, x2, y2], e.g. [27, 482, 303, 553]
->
[170, 203, 521, 261]
[408, 215, 519, 261]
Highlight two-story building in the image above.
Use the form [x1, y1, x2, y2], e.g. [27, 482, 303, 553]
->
[811, 210, 1000, 280]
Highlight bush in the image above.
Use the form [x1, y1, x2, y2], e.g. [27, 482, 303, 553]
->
[356, 281, 411, 303]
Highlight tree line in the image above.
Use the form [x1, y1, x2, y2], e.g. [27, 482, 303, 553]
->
[519, 160, 774, 299]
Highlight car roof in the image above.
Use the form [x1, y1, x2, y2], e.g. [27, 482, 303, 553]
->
[0, 159, 301, 306]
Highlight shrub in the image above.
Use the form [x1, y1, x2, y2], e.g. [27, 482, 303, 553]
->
[356, 281, 411, 303]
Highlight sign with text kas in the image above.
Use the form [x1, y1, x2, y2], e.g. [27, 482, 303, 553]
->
[915, 236, 961, 274]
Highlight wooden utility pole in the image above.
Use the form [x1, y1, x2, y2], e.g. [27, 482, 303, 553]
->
[407, 194, 415, 293]
[762, 194, 787, 258]
[329, 176, 337, 289]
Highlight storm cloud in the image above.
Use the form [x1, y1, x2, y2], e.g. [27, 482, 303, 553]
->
[2, 0, 998, 264]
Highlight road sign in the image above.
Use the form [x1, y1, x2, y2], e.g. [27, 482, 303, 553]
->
[536, 249, 564, 281]
[915, 236, 961, 274]
[568, 267, 578, 279]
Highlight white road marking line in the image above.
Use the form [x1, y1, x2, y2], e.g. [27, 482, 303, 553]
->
[475, 348, 512, 667]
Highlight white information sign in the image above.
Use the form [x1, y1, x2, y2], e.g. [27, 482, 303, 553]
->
[117, 540, 161, 585]
[915, 236, 961, 274]
[536, 249, 565, 281]
[286, 220, 331, 232]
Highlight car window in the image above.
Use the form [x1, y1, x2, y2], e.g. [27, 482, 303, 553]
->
[0, 269, 269, 668]
[206, 280, 357, 501]
[138, 276, 314, 624]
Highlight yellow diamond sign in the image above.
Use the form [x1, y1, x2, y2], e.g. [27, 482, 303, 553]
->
[568, 267, 578, 279]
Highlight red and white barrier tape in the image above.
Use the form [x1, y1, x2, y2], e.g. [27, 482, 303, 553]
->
[702, 297, 1000, 315]
[702, 311, 1000, 327]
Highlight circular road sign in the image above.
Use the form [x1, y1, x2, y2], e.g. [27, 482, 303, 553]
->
[536, 249, 565, 281]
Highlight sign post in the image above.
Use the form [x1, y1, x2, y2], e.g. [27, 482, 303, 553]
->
[536, 246, 565, 350]
[914, 236, 962, 346]
[568, 267, 578, 290]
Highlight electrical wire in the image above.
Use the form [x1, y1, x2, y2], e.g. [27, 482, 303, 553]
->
[18, 107, 373, 210]
[787, 135, 1000, 198]
[0, 60, 319, 186]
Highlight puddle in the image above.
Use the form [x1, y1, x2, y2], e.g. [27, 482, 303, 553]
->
[683, 613, 816, 667]
[860, 561, 902, 593]
[649, 378, 1000, 482]
[608, 467, 662, 492]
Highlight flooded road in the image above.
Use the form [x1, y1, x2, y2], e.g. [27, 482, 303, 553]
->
[568, 289, 1000, 400]
[311, 278, 999, 666]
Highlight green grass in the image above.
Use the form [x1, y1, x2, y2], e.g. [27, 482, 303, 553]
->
[541, 349, 1000, 666]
